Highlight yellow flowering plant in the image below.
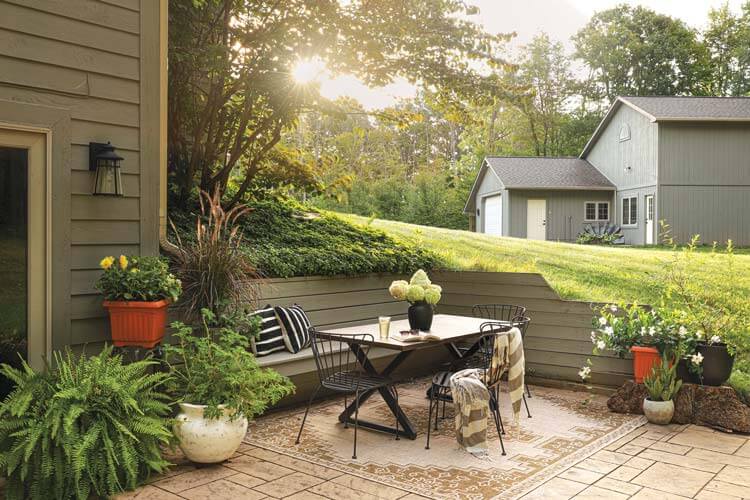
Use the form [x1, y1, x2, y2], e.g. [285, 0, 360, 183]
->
[95, 255, 181, 302]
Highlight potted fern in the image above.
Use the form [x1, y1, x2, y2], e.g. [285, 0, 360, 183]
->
[0, 347, 173, 499]
[163, 310, 294, 464]
[642, 354, 683, 425]
[96, 255, 181, 348]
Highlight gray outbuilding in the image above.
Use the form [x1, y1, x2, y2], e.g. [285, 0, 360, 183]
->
[466, 96, 750, 245]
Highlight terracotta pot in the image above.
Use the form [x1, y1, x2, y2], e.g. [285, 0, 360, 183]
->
[173, 403, 248, 464]
[630, 346, 660, 383]
[642, 398, 674, 425]
[696, 342, 735, 387]
[103, 299, 169, 348]
[408, 301, 433, 331]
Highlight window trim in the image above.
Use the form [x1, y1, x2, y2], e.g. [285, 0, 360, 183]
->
[622, 196, 638, 227]
[584, 201, 610, 222]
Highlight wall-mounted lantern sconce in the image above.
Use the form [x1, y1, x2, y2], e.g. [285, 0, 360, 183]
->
[89, 142, 123, 196]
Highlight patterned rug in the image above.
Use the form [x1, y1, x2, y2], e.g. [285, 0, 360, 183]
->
[245, 379, 645, 499]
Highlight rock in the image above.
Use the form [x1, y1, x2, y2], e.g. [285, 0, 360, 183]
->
[692, 385, 750, 433]
[608, 381, 750, 433]
[607, 380, 647, 414]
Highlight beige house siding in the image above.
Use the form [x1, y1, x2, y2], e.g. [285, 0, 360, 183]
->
[0, 0, 166, 350]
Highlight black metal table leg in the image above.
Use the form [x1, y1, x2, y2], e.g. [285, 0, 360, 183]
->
[337, 347, 417, 439]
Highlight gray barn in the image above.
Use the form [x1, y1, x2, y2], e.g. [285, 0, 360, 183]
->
[466, 96, 750, 245]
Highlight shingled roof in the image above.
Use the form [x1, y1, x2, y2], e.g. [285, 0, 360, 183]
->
[621, 96, 750, 121]
[484, 157, 615, 190]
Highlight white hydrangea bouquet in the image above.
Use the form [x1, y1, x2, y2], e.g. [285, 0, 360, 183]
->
[388, 270, 442, 331]
[388, 269, 442, 305]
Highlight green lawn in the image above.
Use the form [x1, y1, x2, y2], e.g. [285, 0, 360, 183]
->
[338, 213, 750, 306]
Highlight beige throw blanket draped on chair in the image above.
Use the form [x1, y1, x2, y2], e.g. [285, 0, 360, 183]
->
[449, 327, 525, 455]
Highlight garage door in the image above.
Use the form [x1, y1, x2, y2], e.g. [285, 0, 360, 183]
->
[483, 195, 502, 236]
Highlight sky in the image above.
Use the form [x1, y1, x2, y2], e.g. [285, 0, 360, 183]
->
[305, 0, 746, 109]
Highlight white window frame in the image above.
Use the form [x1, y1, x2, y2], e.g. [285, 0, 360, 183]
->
[584, 201, 610, 222]
[622, 196, 638, 227]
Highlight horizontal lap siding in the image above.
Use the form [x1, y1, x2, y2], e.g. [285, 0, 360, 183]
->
[255, 272, 631, 388]
[0, 1, 146, 347]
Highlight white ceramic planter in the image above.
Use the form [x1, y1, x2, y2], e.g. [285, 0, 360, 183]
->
[642, 398, 674, 425]
[173, 403, 248, 463]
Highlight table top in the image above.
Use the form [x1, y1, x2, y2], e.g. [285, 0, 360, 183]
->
[321, 314, 513, 351]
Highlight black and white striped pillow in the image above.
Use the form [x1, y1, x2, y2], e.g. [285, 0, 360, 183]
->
[274, 305, 312, 354]
[248, 304, 286, 357]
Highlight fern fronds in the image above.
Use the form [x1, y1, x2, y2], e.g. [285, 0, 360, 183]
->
[0, 345, 174, 499]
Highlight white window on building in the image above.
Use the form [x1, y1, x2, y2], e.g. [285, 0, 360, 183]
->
[622, 196, 638, 226]
[585, 201, 610, 222]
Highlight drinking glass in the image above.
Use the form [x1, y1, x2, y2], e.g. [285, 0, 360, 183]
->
[378, 316, 391, 339]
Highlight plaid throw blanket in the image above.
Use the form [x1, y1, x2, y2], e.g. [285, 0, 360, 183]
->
[449, 327, 525, 455]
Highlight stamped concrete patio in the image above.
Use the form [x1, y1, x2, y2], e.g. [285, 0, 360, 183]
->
[119, 393, 750, 500]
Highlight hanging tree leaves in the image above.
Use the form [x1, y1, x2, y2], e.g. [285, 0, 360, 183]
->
[168, 0, 513, 207]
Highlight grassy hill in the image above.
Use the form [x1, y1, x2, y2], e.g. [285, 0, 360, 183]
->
[338, 213, 750, 306]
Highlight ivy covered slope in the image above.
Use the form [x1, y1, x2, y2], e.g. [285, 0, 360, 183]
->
[169, 198, 439, 278]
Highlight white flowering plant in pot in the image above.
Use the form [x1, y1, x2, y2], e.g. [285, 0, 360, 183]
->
[388, 270, 442, 331]
[590, 303, 662, 358]
[388, 270, 442, 306]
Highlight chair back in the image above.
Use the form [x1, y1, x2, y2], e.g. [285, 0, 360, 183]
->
[472, 304, 527, 323]
[470, 321, 515, 388]
[309, 327, 373, 384]
[514, 316, 531, 338]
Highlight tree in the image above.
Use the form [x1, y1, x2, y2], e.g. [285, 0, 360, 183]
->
[511, 34, 579, 156]
[574, 5, 709, 101]
[703, 3, 750, 96]
[168, 0, 512, 207]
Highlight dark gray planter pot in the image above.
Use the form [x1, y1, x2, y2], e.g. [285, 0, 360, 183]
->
[697, 342, 734, 387]
[408, 301, 433, 331]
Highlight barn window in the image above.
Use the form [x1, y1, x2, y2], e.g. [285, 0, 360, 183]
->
[619, 124, 631, 142]
[585, 201, 609, 221]
[622, 196, 637, 226]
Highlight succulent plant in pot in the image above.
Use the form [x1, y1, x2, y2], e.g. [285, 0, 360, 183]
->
[163, 310, 295, 463]
[388, 270, 442, 331]
[642, 354, 683, 425]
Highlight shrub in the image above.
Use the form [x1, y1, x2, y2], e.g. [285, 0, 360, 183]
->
[0, 347, 173, 499]
[170, 190, 260, 320]
[729, 368, 750, 406]
[163, 310, 295, 420]
[577, 223, 624, 245]
[95, 255, 181, 302]
[169, 196, 439, 278]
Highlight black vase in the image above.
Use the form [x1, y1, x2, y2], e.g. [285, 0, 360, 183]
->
[696, 342, 735, 386]
[408, 301, 433, 331]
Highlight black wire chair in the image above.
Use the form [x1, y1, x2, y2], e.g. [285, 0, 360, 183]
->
[472, 304, 527, 324]
[295, 327, 399, 459]
[426, 321, 513, 455]
[473, 304, 534, 401]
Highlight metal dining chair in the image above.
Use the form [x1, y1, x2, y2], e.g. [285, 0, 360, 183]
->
[473, 304, 534, 401]
[426, 321, 512, 455]
[295, 328, 399, 459]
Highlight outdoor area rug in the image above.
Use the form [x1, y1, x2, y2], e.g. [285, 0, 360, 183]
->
[245, 379, 645, 500]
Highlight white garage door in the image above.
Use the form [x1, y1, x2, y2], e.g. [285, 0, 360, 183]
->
[483, 195, 502, 236]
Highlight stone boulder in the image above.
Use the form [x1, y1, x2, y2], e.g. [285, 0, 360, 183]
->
[608, 381, 750, 433]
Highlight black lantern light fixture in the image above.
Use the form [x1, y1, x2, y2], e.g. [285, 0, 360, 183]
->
[89, 142, 124, 196]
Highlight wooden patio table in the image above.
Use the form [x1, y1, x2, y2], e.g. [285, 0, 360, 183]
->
[321, 314, 516, 440]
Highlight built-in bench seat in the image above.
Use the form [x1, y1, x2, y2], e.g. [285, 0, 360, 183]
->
[253, 272, 632, 407]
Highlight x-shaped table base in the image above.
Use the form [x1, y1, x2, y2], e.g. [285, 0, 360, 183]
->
[337, 340, 479, 440]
